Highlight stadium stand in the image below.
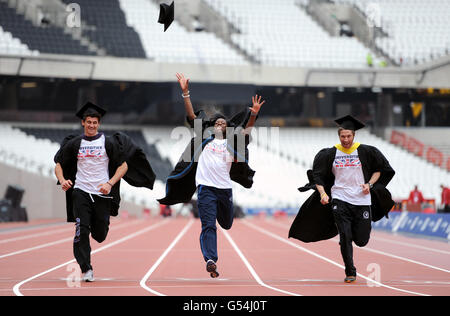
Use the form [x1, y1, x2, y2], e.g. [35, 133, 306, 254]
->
[15, 126, 173, 182]
[1, 0, 449, 218]
[0, 1, 94, 56]
[335, 0, 450, 66]
[0, 124, 168, 213]
[0, 26, 37, 56]
[258, 127, 450, 207]
[205, 0, 373, 68]
[2, 0, 448, 67]
[119, 0, 248, 64]
[60, 0, 146, 58]
[1, 122, 448, 214]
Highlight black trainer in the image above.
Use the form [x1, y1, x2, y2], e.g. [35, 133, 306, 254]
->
[206, 259, 219, 278]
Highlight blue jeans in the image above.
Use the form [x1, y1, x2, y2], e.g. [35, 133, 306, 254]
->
[197, 185, 234, 263]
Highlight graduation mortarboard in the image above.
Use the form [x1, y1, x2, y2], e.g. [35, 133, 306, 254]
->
[158, 1, 174, 32]
[75, 102, 107, 120]
[334, 114, 365, 131]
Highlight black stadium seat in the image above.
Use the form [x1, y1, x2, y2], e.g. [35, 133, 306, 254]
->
[0, 1, 95, 56]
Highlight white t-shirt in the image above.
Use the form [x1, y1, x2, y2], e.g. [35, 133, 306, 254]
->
[331, 147, 371, 206]
[195, 138, 233, 189]
[74, 134, 110, 194]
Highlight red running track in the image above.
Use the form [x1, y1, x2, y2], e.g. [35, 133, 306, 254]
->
[0, 216, 449, 296]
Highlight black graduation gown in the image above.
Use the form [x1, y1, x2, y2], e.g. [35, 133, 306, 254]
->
[288, 144, 395, 243]
[157, 108, 256, 205]
[54, 132, 156, 222]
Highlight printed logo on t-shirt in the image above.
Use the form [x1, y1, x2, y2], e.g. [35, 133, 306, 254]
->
[78, 145, 105, 158]
[334, 154, 361, 168]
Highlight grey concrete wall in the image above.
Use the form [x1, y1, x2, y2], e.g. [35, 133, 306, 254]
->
[0, 162, 66, 220]
[1, 53, 449, 88]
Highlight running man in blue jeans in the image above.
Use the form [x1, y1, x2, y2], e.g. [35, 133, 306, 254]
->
[158, 73, 265, 278]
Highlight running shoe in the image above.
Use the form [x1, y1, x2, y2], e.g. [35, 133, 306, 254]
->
[206, 259, 219, 278]
[82, 269, 95, 282]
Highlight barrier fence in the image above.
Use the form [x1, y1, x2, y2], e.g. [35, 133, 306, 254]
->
[390, 130, 450, 171]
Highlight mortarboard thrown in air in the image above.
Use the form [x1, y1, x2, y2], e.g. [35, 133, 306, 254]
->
[158, 1, 174, 32]
[334, 114, 365, 131]
[75, 102, 107, 120]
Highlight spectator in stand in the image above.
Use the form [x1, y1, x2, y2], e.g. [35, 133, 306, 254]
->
[440, 184, 450, 213]
[408, 185, 425, 204]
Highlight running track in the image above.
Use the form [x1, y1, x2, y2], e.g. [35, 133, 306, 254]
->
[1, 216, 449, 296]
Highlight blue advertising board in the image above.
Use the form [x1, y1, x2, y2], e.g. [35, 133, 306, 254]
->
[373, 212, 450, 240]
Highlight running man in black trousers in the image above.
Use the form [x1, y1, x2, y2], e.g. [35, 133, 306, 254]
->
[289, 115, 395, 283]
[55, 102, 155, 282]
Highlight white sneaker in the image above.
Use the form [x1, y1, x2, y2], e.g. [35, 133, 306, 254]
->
[82, 269, 95, 282]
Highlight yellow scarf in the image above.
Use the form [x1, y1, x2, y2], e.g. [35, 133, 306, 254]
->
[335, 142, 360, 154]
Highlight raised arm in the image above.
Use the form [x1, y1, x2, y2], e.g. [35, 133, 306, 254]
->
[176, 72, 196, 121]
[242, 94, 265, 134]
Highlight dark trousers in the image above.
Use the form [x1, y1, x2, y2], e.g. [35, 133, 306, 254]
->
[72, 188, 111, 273]
[197, 185, 234, 263]
[331, 199, 372, 277]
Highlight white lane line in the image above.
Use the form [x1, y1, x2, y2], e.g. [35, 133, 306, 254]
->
[264, 219, 450, 273]
[368, 235, 450, 255]
[0, 227, 72, 244]
[0, 237, 72, 259]
[221, 228, 301, 296]
[0, 219, 141, 245]
[243, 220, 430, 296]
[0, 220, 141, 259]
[266, 218, 450, 255]
[0, 222, 67, 235]
[140, 219, 194, 296]
[13, 219, 170, 296]
[350, 244, 450, 274]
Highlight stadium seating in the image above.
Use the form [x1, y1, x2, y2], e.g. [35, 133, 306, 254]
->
[335, 0, 450, 66]
[257, 127, 449, 205]
[60, 0, 146, 58]
[0, 1, 94, 56]
[1, 123, 448, 212]
[16, 126, 173, 182]
[205, 0, 372, 68]
[0, 26, 37, 56]
[3, 0, 447, 67]
[0, 124, 168, 212]
[119, 0, 248, 65]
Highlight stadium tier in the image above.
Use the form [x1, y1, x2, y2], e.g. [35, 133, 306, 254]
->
[1, 124, 447, 214]
[119, 0, 249, 65]
[0, 1, 94, 56]
[336, 0, 450, 66]
[1, 0, 448, 66]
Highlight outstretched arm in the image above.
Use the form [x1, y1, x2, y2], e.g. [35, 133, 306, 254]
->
[242, 94, 265, 134]
[176, 72, 196, 121]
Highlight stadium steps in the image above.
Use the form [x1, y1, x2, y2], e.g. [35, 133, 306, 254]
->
[60, 0, 146, 58]
[0, 0, 95, 56]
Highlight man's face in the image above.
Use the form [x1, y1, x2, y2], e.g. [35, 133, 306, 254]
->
[214, 118, 227, 135]
[339, 129, 354, 149]
[82, 116, 100, 137]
